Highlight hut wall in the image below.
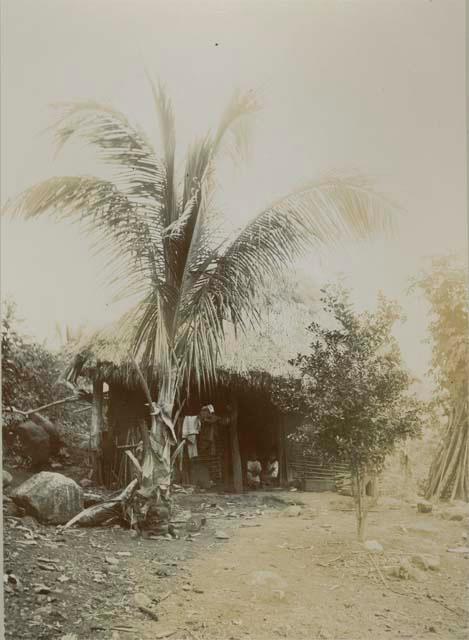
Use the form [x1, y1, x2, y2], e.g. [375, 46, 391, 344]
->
[283, 414, 351, 492]
[105, 384, 147, 488]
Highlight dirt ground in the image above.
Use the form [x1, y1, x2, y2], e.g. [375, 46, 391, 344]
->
[3, 477, 469, 640]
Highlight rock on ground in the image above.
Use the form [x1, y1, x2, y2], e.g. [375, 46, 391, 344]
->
[11, 471, 83, 525]
[364, 540, 383, 553]
[440, 508, 466, 522]
[30, 414, 64, 456]
[398, 558, 427, 581]
[417, 500, 433, 514]
[15, 421, 50, 468]
[411, 554, 440, 571]
[3, 470, 13, 487]
[282, 505, 302, 517]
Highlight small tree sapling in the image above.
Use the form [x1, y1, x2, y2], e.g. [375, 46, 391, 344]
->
[288, 285, 424, 540]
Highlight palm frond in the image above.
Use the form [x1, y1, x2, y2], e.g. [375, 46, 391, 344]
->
[50, 101, 165, 205]
[213, 89, 260, 161]
[3, 176, 166, 293]
[221, 175, 395, 310]
[175, 175, 396, 390]
[145, 74, 177, 226]
[130, 291, 175, 377]
[172, 91, 260, 290]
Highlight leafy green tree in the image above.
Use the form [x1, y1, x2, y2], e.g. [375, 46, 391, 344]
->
[411, 255, 469, 500]
[4, 84, 395, 498]
[287, 286, 423, 539]
[1, 300, 62, 425]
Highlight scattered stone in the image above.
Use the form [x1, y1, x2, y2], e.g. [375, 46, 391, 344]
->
[3, 501, 24, 517]
[134, 592, 152, 609]
[215, 530, 230, 540]
[51, 462, 63, 470]
[408, 565, 427, 582]
[398, 558, 427, 582]
[33, 584, 51, 594]
[282, 505, 302, 517]
[79, 478, 94, 488]
[3, 470, 13, 487]
[105, 556, 119, 565]
[92, 571, 106, 583]
[249, 570, 287, 589]
[364, 540, 383, 553]
[57, 575, 70, 583]
[447, 546, 469, 554]
[439, 505, 468, 521]
[186, 517, 206, 533]
[448, 512, 464, 522]
[174, 509, 192, 522]
[425, 555, 440, 571]
[240, 522, 261, 528]
[22, 515, 39, 529]
[116, 551, 132, 557]
[11, 472, 83, 525]
[411, 554, 439, 571]
[4, 573, 20, 587]
[417, 500, 433, 514]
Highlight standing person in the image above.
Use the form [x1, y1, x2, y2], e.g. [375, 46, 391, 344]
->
[246, 453, 262, 490]
[263, 452, 279, 487]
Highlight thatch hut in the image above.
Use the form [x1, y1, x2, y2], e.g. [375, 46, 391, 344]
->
[65, 309, 349, 494]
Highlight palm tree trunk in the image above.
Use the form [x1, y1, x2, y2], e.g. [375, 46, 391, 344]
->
[128, 359, 178, 533]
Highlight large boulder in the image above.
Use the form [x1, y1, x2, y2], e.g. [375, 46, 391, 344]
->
[15, 421, 50, 468]
[30, 414, 64, 456]
[11, 472, 83, 525]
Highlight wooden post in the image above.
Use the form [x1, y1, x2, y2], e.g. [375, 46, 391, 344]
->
[229, 397, 243, 493]
[91, 378, 104, 483]
[277, 414, 286, 486]
[222, 420, 232, 490]
[284, 414, 295, 484]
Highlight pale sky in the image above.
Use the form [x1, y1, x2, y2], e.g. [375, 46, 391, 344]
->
[1, 0, 467, 390]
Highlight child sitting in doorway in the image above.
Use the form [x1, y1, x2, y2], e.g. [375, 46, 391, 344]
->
[246, 454, 262, 490]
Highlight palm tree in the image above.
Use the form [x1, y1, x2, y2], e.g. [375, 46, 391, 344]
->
[5, 82, 394, 504]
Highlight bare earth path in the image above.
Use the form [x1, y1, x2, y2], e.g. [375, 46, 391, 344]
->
[128, 492, 468, 640]
[4, 488, 469, 640]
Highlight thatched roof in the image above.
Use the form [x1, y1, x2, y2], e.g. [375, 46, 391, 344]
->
[65, 272, 318, 393]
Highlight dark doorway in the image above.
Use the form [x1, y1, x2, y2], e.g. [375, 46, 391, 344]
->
[236, 391, 279, 480]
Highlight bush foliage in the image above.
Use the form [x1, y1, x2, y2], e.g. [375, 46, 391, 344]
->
[282, 285, 425, 474]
